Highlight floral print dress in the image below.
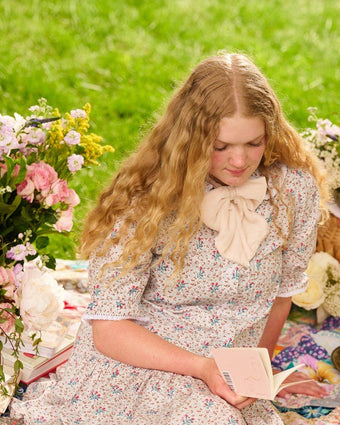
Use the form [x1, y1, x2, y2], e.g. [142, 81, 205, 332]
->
[10, 167, 320, 425]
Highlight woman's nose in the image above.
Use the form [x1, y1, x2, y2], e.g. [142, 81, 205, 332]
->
[228, 147, 247, 168]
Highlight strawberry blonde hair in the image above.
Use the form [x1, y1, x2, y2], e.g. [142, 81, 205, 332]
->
[81, 53, 328, 278]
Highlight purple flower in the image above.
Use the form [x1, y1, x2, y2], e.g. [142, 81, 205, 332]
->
[64, 130, 81, 145]
[70, 109, 87, 119]
[6, 243, 37, 261]
[67, 154, 84, 173]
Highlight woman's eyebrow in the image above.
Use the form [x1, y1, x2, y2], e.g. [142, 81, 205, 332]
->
[215, 134, 265, 144]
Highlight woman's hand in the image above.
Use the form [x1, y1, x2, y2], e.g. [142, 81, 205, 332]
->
[197, 357, 257, 409]
[275, 370, 329, 399]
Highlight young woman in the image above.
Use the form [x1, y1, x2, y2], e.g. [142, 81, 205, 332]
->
[11, 53, 329, 424]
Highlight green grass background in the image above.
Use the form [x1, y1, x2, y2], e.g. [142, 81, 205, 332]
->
[0, 0, 339, 259]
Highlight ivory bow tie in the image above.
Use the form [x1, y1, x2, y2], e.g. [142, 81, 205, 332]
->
[201, 176, 269, 267]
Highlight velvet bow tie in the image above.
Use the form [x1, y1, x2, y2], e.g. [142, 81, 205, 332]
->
[200, 176, 269, 267]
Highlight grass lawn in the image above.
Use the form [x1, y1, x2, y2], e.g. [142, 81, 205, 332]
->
[0, 0, 339, 259]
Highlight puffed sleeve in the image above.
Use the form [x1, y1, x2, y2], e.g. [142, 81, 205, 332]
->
[83, 221, 153, 323]
[278, 169, 320, 297]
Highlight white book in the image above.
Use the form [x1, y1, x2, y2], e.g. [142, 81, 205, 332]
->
[212, 347, 308, 400]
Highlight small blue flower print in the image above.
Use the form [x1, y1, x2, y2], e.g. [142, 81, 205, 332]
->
[71, 395, 79, 403]
[222, 338, 233, 348]
[90, 390, 101, 400]
[95, 407, 106, 415]
[232, 267, 239, 280]
[176, 280, 186, 291]
[152, 382, 161, 392]
[210, 282, 219, 292]
[93, 284, 101, 296]
[182, 415, 194, 424]
[204, 398, 214, 409]
[128, 285, 138, 295]
[116, 300, 125, 309]
[212, 250, 221, 260]
[111, 369, 119, 378]
[197, 267, 204, 279]
[158, 261, 168, 272]
[210, 315, 219, 325]
[112, 385, 123, 395]
[227, 416, 239, 425]
[34, 417, 46, 423]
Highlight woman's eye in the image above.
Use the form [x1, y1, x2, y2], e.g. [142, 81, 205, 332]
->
[213, 145, 227, 151]
[249, 139, 265, 147]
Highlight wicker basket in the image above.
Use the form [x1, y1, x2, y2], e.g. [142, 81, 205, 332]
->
[316, 212, 340, 261]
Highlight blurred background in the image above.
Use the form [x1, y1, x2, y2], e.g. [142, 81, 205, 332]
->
[0, 0, 339, 259]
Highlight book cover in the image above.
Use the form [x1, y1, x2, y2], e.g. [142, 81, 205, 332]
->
[212, 347, 304, 400]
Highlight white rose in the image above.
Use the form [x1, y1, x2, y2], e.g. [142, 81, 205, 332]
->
[15, 263, 65, 330]
[292, 277, 326, 310]
[310, 252, 339, 273]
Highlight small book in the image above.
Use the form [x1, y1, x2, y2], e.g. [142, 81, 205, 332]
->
[212, 347, 306, 400]
[1, 334, 74, 385]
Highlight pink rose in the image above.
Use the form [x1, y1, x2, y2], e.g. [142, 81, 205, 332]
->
[16, 178, 35, 202]
[0, 266, 16, 285]
[0, 266, 17, 300]
[0, 302, 15, 333]
[54, 207, 74, 232]
[44, 178, 69, 207]
[28, 162, 58, 192]
[63, 188, 80, 207]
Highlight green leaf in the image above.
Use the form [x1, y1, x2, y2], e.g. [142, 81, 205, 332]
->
[44, 254, 56, 270]
[32, 337, 42, 347]
[3, 156, 15, 177]
[14, 359, 23, 373]
[14, 318, 24, 333]
[0, 365, 5, 381]
[35, 236, 49, 249]
[13, 157, 27, 185]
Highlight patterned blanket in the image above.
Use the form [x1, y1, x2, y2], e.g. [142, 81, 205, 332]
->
[272, 314, 340, 424]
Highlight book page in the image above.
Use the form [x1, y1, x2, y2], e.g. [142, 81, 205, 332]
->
[272, 364, 308, 393]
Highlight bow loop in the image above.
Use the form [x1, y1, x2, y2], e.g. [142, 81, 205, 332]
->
[201, 176, 269, 266]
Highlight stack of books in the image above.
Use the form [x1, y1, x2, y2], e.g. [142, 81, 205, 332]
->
[1, 288, 90, 387]
[1, 315, 77, 386]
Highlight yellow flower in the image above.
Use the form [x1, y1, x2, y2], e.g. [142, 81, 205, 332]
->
[304, 361, 340, 384]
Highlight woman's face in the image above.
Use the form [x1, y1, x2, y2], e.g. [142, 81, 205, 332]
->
[209, 114, 266, 187]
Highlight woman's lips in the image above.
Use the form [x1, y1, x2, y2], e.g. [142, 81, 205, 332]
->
[226, 168, 247, 176]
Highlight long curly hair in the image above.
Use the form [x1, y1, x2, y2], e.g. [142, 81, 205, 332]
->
[80, 53, 328, 278]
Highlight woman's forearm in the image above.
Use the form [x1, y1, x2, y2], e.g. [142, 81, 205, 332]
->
[92, 319, 206, 379]
[258, 296, 292, 358]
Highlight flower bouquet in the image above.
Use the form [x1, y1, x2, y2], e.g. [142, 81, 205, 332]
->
[302, 108, 340, 204]
[0, 99, 113, 399]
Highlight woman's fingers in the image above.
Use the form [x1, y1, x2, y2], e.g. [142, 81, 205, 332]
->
[234, 397, 257, 410]
[277, 371, 329, 398]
